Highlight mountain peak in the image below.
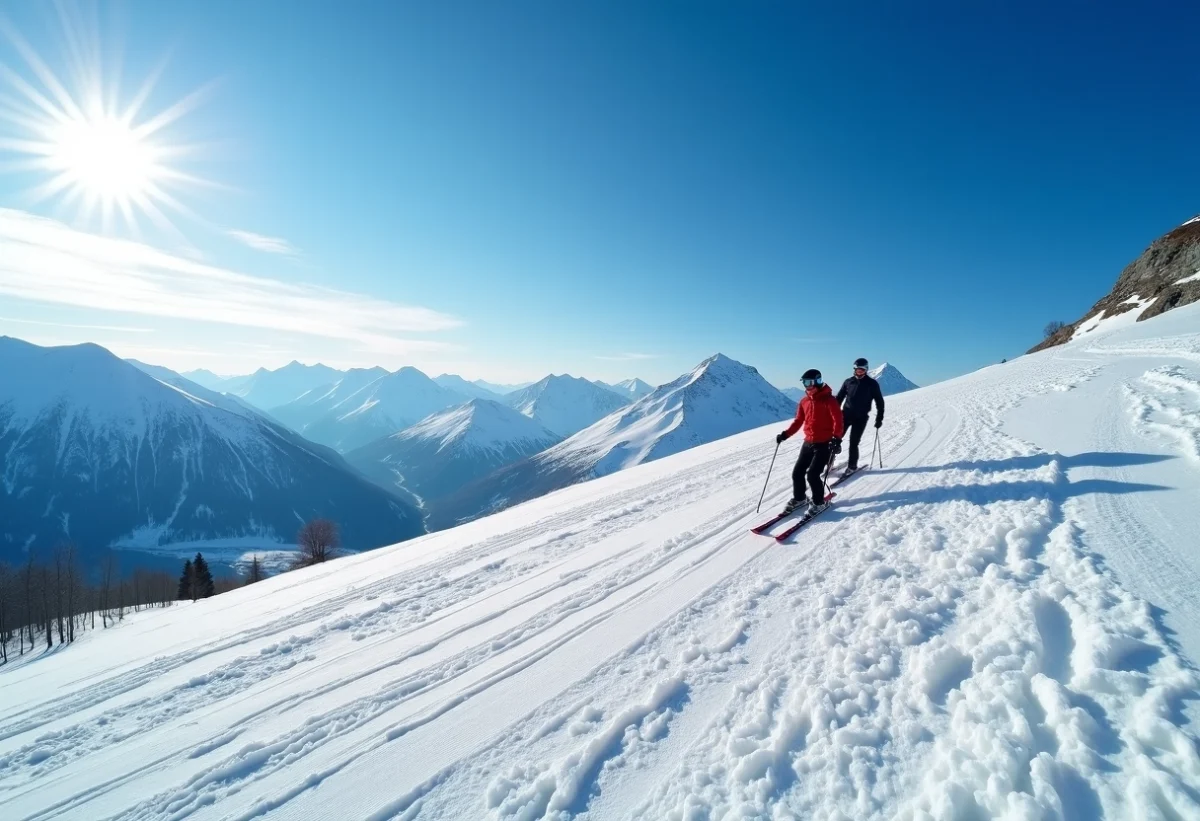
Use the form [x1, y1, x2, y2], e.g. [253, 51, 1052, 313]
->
[867, 363, 919, 395]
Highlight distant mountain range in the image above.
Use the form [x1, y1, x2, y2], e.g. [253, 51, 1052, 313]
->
[1, 338, 423, 565]
[782, 363, 918, 401]
[426, 354, 795, 529]
[596, 378, 655, 401]
[505, 374, 633, 438]
[1032, 215, 1200, 351]
[346, 398, 562, 503]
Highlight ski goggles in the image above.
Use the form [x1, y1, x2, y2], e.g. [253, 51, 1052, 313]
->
[802, 377, 823, 387]
[853, 366, 867, 372]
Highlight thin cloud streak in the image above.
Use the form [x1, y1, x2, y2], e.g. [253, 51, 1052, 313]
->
[0, 209, 462, 356]
[226, 228, 299, 256]
[0, 315, 152, 333]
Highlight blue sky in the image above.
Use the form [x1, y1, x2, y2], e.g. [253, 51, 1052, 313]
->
[1, 1, 1197, 389]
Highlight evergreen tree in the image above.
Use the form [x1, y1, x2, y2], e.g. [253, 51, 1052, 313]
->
[193, 553, 215, 598]
[177, 559, 195, 601]
[246, 555, 266, 585]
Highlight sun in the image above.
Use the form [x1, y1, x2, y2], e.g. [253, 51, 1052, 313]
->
[0, 11, 212, 236]
[51, 114, 158, 203]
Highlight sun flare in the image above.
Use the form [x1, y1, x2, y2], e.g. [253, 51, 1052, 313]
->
[0, 13, 211, 236]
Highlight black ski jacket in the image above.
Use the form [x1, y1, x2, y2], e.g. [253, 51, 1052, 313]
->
[836, 375, 884, 423]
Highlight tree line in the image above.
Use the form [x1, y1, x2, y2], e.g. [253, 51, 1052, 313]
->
[0, 518, 343, 665]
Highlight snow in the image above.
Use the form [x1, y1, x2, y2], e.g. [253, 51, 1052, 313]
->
[544, 353, 795, 477]
[2, 306, 1200, 820]
[1175, 270, 1200, 286]
[596, 378, 655, 401]
[1070, 295, 1154, 341]
[396, 398, 560, 455]
[507, 374, 631, 438]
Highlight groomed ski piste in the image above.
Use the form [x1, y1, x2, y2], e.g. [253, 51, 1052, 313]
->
[3, 305, 1200, 821]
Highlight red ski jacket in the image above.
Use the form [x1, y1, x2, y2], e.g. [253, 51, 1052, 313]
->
[783, 384, 845, 443]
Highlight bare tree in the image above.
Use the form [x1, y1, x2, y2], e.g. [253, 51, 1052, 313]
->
[0, 562, 9, 664]
[1043, 320, 1067, 339]
[294, 519, 341, 569]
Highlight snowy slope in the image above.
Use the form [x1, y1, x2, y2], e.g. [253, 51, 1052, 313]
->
[346, 399, 562, 503]
[2, 306, 1200, 821]
[301, 367, 470, 452]
[230, 362, 344, 410]
[596, 378, 655, 401]
[869, 361, 919, 394]
[0, 339, 424, 563]
[434, 373, 502, 399]
[268, 367, 389, 433]
[506, 374, 630, 438]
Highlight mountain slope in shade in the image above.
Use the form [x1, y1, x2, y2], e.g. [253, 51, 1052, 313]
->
[506, 375, 630, 438]
[434, 374, 502, 400]
[230, 362, 344, 410]
[868, 362, 919, 395]
[429, 354, 794, 528]
[346, 399, 562, 503]
[1032, 215, 1200, 352]
[302, 367, 470, 452]
[268, 367, 389, 433]
[180, 369, 249, 393]
[0, 338, 423, 561]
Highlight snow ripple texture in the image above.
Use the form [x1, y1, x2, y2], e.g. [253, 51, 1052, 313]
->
[2, 307, 1200, 820]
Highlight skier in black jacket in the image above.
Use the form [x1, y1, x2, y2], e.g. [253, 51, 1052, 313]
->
[835, 357, 884, 476]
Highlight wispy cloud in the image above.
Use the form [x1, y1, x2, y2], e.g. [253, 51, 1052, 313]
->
[595, 352, 659, 362]
[226, 229, 300, 256]
[0, 209, 462, 356]
[0, 316, 152, 333]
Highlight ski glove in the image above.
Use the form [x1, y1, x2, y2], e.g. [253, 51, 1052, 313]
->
[776, 431, 789, 444]
[875, 418, 883, 429]
[831, 437, 843, 454]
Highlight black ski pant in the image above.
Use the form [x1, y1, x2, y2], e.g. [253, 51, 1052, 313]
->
[842, 412, 869, 469]
[792, 441, 833, 503]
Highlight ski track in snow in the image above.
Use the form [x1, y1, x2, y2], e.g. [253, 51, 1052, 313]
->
[2, 312, 1200, 820]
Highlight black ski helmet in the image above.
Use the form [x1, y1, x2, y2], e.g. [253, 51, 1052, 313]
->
[801, 368, 822, 384]
[853, 358, 869, 370]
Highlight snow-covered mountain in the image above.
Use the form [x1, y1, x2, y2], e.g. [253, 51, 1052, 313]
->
[596, 378, 655, 401]
[268, 367, 389, 433]
[0, 338, 423, 563]
[1033, 214, 1200, 351]
[868, 362, 919, 395]
[179, 368, 249, 393]
[473, 379, 530, 395]
[346, 399, 562, 503]
[506, 374, 631, 438]
[781, 386, 804, 402]
[15, 304, 1199, 821]
[229, 361, 345, 410]
[434, 374, 502, 400]
[300, 367, 470, 452]
[430, 354, 794, 528]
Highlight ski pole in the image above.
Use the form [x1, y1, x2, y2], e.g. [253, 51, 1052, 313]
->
[872, 429, 883, 469]
[822, 444, 837, 499]
[756, 441, 780, 513]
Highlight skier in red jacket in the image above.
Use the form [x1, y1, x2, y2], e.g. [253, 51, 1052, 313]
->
[776, 368, 844, 516]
